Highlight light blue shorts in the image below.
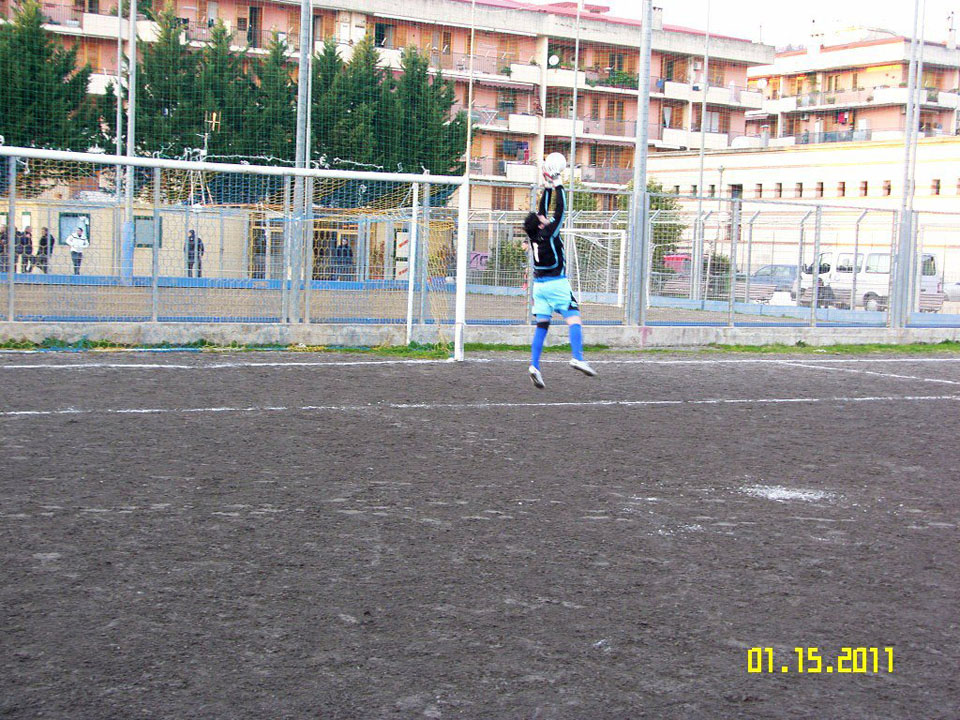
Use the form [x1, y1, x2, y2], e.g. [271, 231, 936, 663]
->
[532, 276, 580, 317]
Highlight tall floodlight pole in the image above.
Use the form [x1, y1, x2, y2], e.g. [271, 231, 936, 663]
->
[893, 0, 923, 327]
[627, 0, 654, 325]
[124, 0, 138, 219]
[567, 0, 584, 217]
[291, 0, 313, 323]
[453, 0, 477, 360]
[692, 0, 711, 300]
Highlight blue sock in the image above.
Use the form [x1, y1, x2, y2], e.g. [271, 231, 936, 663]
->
[569, 322, 584, 361]
[531, 321, 549, 369]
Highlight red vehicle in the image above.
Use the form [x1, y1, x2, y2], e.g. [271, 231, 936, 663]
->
[662, 253, 692, 274]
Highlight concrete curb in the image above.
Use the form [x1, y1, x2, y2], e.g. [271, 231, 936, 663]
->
[3, 322, 960, 349]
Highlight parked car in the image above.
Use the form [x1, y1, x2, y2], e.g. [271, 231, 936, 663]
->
[944, 281, 960, 301]
[746, 264, 798, 292]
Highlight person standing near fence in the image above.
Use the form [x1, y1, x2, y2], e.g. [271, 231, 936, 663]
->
[15, 226, 32, 273]
[333, 236, 354, 281]
[65, 222, 89, 275]
[522, 152, 597, 389]
[186, 229, 205, 278]
[34, 227, 54, 274]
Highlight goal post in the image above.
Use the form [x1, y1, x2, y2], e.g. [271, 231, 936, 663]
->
[562, 227, 628, 307]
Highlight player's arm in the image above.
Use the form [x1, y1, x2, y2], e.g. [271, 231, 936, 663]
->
[538, 187, 551, 217]
[541, 184, 566, 237]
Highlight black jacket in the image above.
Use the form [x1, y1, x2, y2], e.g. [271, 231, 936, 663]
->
[530, 185, 566, 279]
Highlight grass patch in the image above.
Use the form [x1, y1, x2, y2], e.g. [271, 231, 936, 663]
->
[2, 337, 960, 357]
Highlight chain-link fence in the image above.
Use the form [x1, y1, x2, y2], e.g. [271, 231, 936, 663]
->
[4, 153, 960, 333]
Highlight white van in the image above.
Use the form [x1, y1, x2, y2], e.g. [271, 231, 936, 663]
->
[798, 250, 940, 310]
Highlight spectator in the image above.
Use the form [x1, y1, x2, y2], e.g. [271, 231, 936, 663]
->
[15, 226, 32, 273]
[34, 227, 54, 274]
[186, 229, 205, 278]
[333, 237, 354, 281]
[65, 223, 89, 275]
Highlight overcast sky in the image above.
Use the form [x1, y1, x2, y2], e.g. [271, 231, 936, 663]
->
[601, 0, 960, 49]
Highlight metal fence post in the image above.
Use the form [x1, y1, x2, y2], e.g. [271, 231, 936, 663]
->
[454, 178, 470, 361]
[640, 202, 658, 328]
[406, 182, 420, 346]
[795, 210, 813, 312]
[152, 167, 160, 321]
[744, 211, 760, 302]
[303, 176, 315, 323]
[810, 206, 823, 327]
[852, 210, 868, 310]
[281, 175, 291, 323]
[727, 198, 741, 327]
[6, 157, 16, 321]
[418, 175, 432, 324]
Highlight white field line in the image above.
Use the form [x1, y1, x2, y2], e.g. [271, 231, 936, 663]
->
[1, 394, 958, 420]
[779, 361, 960, 386]
[0, 359, 455, 371]
[2, 355, 960, 371]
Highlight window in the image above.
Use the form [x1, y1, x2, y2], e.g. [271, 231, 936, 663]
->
[441, 31, 452, 55]
[708, 184, 716, 197]
[859, 181, 869, 197]
[865, 253, 891, 273]
[134, 216, 162, 248]
[673, 185, 681, 195]
[836, 253, 863, 272]
[58, 213, 90, 246]
[775, 182, 783, 198]
[932, 179, 941, 195]
[755, 183, 763, 198]
[609, 52, 625, 72]
[498, 90, 517, 113]
[837, 181, 846, 197]
[795, 182, 803, 198]
[852, 72, 859, 89]
[606, 99, 625, 122]
[691, 184, 698, 195]
[374, 23, 394, 47]
[922, 255, 937, 276]
[491, 186, 514, 211]
[883, 180, 892, 196]
[815, 182, 824, 198]
[590, 97, 600, 120]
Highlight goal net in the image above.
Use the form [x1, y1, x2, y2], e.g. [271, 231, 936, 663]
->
[563, 228, 627, 306]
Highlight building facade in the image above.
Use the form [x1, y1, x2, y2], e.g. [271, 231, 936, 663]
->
[1, 0, 774, 209]
[744, 27, 960, 149]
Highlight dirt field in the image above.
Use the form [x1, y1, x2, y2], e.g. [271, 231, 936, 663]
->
[1, 350, 958, 719]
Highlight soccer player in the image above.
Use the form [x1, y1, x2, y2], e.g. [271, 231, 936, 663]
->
[522, 152, 597, 389]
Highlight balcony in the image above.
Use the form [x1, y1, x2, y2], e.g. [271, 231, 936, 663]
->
[543, 117, 585, 136]
[662, 127, 729, 149]
[469, 157, 537, 182]
[40, 3, 80, 27]
[581, 117, 636, 138]
[580, 166, 633, 185]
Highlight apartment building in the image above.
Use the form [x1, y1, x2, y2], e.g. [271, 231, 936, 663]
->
[1, 0, 773, 208]
[745, 27, 960, 148]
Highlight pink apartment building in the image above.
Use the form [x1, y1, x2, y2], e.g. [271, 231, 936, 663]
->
[1, 0, 773, 208]
[746, 27, 960, 147]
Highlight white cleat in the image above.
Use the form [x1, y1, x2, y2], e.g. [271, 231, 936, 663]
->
[569, 358, 597, 377]
[529, 365, 546, 389]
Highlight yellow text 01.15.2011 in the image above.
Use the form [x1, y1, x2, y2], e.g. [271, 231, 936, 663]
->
[747, 647, 893, 674]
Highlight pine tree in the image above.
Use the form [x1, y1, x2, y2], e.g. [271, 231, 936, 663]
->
[196, 20, 257, 159]
[310, 38, 344, 165]
[253, 33, 296, 163]
[0, 0, 97, 150]
[135, 3, 200, 156]
[391, 46, 466, 175]
[328, 35, 381, 169]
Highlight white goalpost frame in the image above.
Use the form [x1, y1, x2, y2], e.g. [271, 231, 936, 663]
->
[0, 147, 470, 352]
[562, 227, 629, 306]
